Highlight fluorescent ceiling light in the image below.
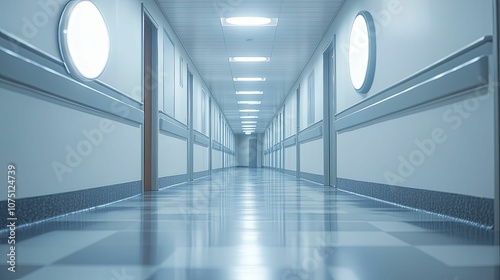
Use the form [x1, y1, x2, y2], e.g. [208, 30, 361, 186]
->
[239, 109, 260, 113]
[233, 77, 266, 82]
[230, 57, 270, 62]
[240, 116, 259, 119]
[238, 101, 261, 105]
[221, 17, 278, 26]
[241, 121, 257, 124]
[242, 124, 257, 127]
[236, 91, 263, 95]
[244, 132, 252, 135]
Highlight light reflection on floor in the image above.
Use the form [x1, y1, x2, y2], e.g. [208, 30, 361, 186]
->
[1, 168, 498, 280]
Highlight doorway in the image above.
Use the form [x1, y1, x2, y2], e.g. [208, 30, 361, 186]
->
[295, 86, 301, 179]
[143, 9, 158, 192]
[187, 69, 194, 181]
[249, 138, 258, 168]
[323, 37, 337, 187]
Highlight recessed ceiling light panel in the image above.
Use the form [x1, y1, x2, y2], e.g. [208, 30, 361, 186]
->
[233, 77, 266, 82]
[239, 109, 260, 113]
[236, 91, 264, 95]
[238, 101, 261, 105]
[240, 116, 259, 119]
[221, 17, 278, 26]
[59, 0, 110, 81]
[230, 57, 270, 62]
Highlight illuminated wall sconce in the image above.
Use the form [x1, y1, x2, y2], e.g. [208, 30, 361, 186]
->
[58, 0, 110, 81]
[348, 11, 376, 94]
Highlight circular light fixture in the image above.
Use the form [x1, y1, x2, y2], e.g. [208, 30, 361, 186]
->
[348, 11, 376, 94]
[58, 0, 110, 81]
[226, 17, 272, 26]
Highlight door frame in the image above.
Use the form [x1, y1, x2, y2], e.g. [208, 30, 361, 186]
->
[295, 86, 301, 179]
[493, 0, 499, 231]
[323, 37, 337, 187]
[142, 5, 159, 192]
[209, 97, 213, 175]
[187, 68, 194, 181]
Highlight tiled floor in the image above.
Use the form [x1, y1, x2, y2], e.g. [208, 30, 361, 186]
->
[1, 168, 499, 279]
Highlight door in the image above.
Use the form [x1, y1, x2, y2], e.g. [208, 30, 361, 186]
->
[296, 86, 301, 179]
[143, 12, 158, 192]
[187, 69, 194, 181]
[323, 37, 337, 187]
[249, 138, 258, 168]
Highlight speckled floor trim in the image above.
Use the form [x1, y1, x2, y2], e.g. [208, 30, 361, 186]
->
[0, 181, 142, 226]
[337, 178, 494, 228]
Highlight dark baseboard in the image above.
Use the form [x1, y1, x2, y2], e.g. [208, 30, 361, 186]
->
[300, 172, 324, 184]
[193, 171, 209, 179]
[0, 181, 142, 226]
[337, 178, 494, 228]
[159, 174, 189, 188]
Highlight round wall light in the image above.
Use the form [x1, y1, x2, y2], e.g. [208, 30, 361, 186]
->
[348, 11, 376, 94]
[58, 0, 110, 81]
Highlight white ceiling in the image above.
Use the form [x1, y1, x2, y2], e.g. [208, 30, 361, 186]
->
[156, 0, 345, 134]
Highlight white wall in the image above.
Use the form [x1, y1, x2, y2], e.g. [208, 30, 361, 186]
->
[0, 0, 144, 200]
[335, 0, 493, 113]
[267, 0, 495, 200]
[0, 0, 236, 204]
[300, 140, 324, 176]
[337, 90, 495, 198]
[284, 91, 297, 139]
[158, 135, 187, 177]
[0, 0, 143, 101]
[213, 150, 222, 170]
[332, 0, 495, 199]
[143, 0, 233, 178]
[299, 59, 324, 131]
[285, 147, 296, 171]
[193, 84, 209, 136]
[194, 144, 209, 172]
[0, 87, 141, 199]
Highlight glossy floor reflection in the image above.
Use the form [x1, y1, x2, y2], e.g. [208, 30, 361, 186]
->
[1, 168, 499, 279]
